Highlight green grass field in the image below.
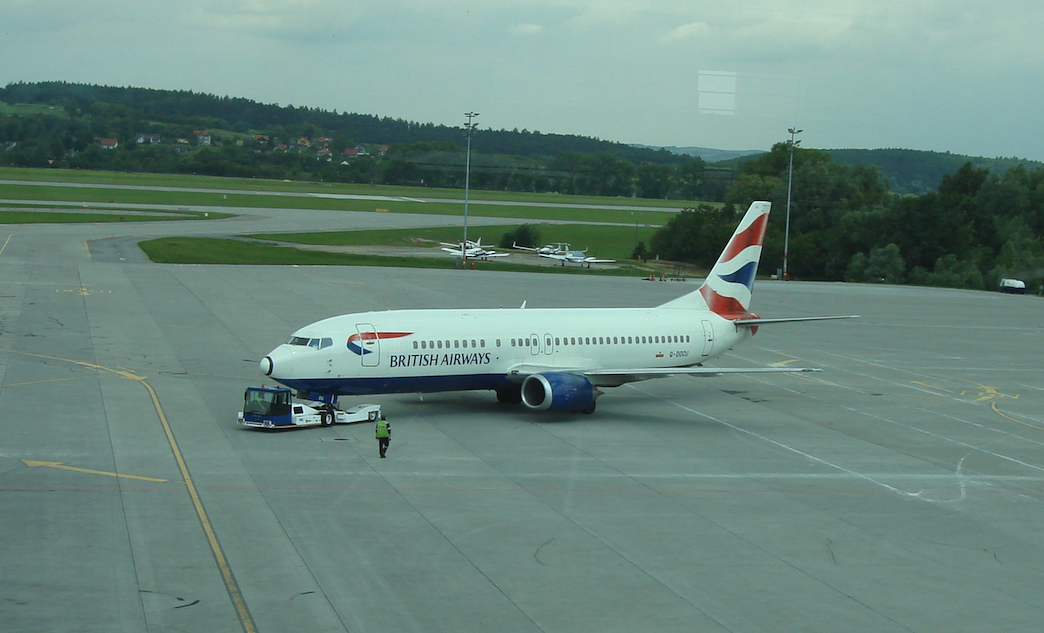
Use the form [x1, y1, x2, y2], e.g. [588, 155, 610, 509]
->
[0, 166, 690, 208]
[255, 224, 661, 262]
[1, 166, 689, 274]
[0, 102, 69, 117]
[0, 210, 226, 224]
[139, 237, 653, 276]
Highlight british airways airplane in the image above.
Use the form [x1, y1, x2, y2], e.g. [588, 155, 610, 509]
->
[260, 201, 851, 413]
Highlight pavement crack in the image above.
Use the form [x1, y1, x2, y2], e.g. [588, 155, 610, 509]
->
[826, 538, 838, 564]
[534, 536, 554, 566]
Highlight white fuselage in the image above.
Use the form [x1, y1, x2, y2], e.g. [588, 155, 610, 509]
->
[262, 306, 750, 396]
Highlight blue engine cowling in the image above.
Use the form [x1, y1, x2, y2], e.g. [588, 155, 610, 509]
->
[520, 373, 597, 412]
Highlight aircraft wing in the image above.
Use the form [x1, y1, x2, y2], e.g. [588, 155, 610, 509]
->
[583, 257, 616, 264]
[539, 253, 566, 260]
[512, 242, 537, 252]
[580, 366, 821, 386]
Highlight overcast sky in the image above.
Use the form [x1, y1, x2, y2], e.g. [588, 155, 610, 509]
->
[4, 1, 1043, 160]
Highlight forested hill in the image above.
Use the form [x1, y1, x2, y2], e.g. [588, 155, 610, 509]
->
[826, 148, 1044, 195]
[0, 81, 682, 165]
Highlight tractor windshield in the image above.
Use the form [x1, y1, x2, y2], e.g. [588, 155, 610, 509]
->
[242, 388, 292, 417]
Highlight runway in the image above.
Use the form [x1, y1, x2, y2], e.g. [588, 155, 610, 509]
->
[2, 204, 1043, 632]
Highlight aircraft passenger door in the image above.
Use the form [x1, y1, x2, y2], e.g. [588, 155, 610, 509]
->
[701, 320, 714, 357]
[530, 333, 540, 356]
[543, 333, 554, 355]
[356, 323, 380, 367]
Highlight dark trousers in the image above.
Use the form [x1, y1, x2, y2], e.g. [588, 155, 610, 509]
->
[378, 437, 390, 457]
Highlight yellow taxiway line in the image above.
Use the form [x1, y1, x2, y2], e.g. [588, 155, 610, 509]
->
[11, 350, 258, 633]
[21, 459, 170, 483]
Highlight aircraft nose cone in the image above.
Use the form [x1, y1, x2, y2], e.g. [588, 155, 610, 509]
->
[261, 346, 294, 379]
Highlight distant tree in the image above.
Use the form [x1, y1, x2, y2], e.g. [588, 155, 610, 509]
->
[631, 240, 648, 261]
[674, 158, 707, 200]
[499, 224, 540, 249]
[650, 204, 738, 267]
[636, 163, 672, 199]
[863, 244, 905, 283]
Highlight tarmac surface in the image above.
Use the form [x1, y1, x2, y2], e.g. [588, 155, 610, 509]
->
[2, 202, 1044, 632]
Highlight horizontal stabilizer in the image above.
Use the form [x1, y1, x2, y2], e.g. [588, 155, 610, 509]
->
[732, 315, 859, 326]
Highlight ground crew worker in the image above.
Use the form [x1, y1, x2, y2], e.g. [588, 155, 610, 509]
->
[375, 413, 391, 458]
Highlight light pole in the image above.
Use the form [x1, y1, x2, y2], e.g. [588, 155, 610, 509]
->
[783, 127, 802, 281]
[462, 112, 480, 260]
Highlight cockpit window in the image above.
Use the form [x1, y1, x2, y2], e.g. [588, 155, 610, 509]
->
[287, 336, 332, 350]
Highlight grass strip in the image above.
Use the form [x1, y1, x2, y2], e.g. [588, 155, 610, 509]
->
[253, 223, 661, 262]
[139, 237, 652, 276]
[0, 210, 230, 224]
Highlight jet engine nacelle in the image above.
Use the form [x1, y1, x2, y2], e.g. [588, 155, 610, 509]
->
[520, 372, 597, 413]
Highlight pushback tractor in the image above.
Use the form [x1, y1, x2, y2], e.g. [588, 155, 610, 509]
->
[237, 386, 381, 429]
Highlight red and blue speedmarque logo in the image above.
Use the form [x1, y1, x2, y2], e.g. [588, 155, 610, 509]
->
[347, 331, 412, 356]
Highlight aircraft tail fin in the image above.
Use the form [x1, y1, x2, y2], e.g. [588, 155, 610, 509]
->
[658, 201, 770, 315]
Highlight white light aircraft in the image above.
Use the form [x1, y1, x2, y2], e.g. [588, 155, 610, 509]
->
[261, 201, 854, 414]
[535, 243, 615, 267]
[440, 238, 509, 260]
[513, 242, 567, 256]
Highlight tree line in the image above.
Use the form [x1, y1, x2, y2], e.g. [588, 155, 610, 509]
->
[1, 81, 728, 199]
[652, 144, 1044, 292]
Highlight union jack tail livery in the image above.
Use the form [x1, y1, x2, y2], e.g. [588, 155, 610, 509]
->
[658, 201, 770, 315]
[699, 201, 770, 316]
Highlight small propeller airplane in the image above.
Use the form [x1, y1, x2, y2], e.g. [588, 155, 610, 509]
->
[514, 242, 615, 267]
[440, 238, 510, 260]
[513, 242, 566, 256]
[539, 243, 615, 267]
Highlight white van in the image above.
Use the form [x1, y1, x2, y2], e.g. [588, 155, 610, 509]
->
[999, 278, 1026, 294]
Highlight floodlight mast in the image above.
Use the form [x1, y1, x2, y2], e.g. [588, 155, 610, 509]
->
[462, 112, 480, 260]
[783, 127, 802, 281]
